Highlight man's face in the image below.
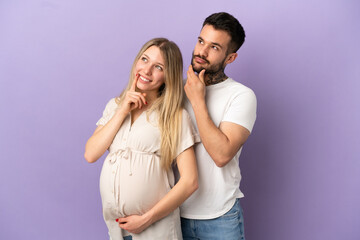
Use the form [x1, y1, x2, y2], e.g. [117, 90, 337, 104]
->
[191, 24, 232, 74]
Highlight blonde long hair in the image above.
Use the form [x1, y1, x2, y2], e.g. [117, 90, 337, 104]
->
[117, 38, 184, 170]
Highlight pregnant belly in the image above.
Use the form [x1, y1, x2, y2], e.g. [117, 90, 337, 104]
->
[118, 158, 170, 216]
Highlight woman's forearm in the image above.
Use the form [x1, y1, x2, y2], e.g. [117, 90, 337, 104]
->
[144, 173, 198, 225]
[84, 110, 128, 163]
[145, 147, 198, 224]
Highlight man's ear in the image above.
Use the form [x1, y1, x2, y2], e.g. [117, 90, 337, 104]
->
[225, 52, 238, 65]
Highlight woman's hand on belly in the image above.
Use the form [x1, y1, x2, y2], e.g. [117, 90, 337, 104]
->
[117, 212, 153, 234]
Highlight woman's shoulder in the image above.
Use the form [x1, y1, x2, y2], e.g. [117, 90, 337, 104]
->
[180, 108, 194, 126]
[103, 97, 120, 111]
[180, 108, 191, 117]
[179, 108, 190, 120]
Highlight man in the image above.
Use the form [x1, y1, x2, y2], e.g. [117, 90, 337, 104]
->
[181, 12, 257, 240]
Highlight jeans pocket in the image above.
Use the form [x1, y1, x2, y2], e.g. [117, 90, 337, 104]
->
[220, 200, 241, 221]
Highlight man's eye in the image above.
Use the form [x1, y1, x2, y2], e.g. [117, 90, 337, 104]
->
[212, 46, 218, 50]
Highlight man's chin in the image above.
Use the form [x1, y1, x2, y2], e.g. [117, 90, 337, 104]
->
[191, 63, 205, 74]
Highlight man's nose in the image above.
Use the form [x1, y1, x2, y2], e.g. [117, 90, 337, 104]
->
[199, 45, 209, 58]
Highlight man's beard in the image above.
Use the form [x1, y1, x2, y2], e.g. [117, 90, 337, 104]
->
[191, 52, 226, 75]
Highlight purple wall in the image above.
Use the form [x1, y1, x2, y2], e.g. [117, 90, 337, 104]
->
[1, 1, 359, 239]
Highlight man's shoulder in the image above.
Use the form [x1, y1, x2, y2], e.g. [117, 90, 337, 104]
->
[225, 78, 255, 93]
[212, 78, 256, 101]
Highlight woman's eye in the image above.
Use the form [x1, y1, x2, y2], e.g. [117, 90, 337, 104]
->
[155, 65, 163, 71]
[141, 57, 148, 62]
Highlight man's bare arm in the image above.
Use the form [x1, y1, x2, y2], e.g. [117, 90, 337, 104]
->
[185, 65, 250, 167]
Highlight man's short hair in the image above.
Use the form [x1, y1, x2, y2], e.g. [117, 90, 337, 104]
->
[203, 12, 245, 53]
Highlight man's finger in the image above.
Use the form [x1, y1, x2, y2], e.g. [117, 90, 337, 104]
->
[187, 65, 196, 77]
[199, 69, 206, 84]
[187, 66, 197, 83]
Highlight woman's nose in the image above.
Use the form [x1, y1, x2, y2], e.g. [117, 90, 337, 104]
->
[143, 64, 152, 75]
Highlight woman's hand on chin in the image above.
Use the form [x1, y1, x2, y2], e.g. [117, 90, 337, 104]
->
[118, 74, 147, 115]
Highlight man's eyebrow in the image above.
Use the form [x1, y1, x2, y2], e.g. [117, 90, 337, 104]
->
[212, 42, 222, 48]
[198, 36, 223, 49]
[143, 53, 164, 67]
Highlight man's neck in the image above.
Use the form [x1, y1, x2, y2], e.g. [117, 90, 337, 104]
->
[204, 71, 228, 86]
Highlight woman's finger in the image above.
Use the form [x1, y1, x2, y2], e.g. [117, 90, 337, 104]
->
[116, 218, 127, 224]
[136, 97, 143, 109]
[129, 92, 147, 106]
[130, 94, 144, 109]
[128, 95, 139, 109]
[131, 73, 140, 91]
[137, 92, 147, 105]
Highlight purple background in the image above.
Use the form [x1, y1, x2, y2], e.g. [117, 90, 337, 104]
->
[1, 1, 359, 239]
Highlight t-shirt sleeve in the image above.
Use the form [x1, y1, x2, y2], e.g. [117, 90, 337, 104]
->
[176, 109, 201, 157]
[222, 89, 257, 133]
[96, 98, 118, 126]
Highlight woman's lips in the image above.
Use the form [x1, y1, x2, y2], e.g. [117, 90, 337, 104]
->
[139, 75, 152, 83]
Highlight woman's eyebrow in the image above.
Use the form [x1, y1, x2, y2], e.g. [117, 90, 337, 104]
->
[143, 53, 164, 67]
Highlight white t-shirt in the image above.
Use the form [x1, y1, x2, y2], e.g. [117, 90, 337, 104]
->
[181, 78, 257, 219]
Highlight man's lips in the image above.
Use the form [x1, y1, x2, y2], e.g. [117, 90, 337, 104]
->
[194, 56, 209, 64]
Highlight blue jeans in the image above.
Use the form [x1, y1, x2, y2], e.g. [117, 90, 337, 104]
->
[181, 199, 245, 240]
[123, 236, 132, 240]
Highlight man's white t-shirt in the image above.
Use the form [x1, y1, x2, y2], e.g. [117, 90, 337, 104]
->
[181, 78, 257, 219]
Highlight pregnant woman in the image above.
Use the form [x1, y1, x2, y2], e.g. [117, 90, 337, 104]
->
[85, 38, 199, 240]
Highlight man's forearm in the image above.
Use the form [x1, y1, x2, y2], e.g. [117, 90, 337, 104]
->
[192, 101, 234, 167]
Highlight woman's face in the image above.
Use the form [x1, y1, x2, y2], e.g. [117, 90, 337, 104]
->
[134, 46, 165, 96]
